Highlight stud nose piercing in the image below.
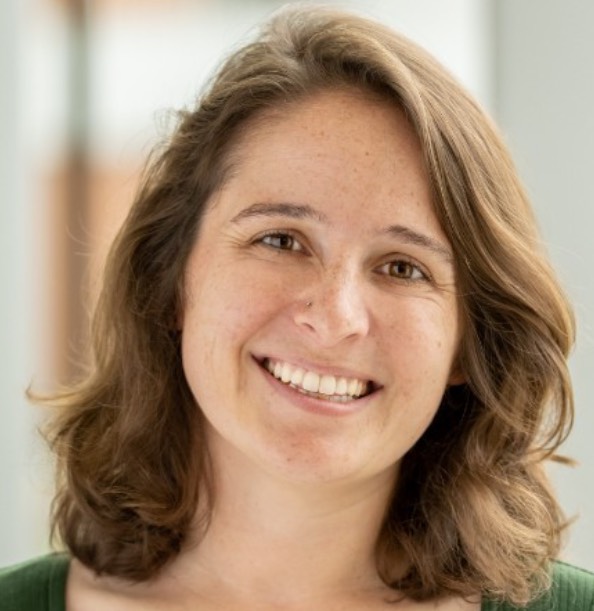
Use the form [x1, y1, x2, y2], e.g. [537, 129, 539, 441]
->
[306, 301, 313, 308]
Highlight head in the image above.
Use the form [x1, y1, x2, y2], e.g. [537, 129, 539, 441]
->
[49, 5, 574, 605]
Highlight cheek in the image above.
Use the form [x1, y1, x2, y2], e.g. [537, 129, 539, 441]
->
[182, 264, 290, 366]
[377, 307, 457, 458]
[384, 300, 460, 391]
[219, 274, 290, 340]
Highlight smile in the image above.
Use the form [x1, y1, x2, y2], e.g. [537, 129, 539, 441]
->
[262, 358, 376, 402]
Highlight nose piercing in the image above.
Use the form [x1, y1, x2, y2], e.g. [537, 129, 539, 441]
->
[306, 301, 313, 308]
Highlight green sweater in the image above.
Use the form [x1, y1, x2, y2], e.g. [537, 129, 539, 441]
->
[0, 554, 593, 610]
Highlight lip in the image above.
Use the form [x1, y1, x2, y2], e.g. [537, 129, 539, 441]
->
[253, 355, 381, 417]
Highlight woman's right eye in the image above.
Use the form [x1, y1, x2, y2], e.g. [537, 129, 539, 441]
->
[259, 232, 304, 252]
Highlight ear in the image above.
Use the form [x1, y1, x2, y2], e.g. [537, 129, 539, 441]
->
[447, 361, 466, 386]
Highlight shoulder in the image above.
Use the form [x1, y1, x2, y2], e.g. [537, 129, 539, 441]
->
[543, 561, 594, 610]
[483, 561, 594, 610]
[0, 553, 70, 611]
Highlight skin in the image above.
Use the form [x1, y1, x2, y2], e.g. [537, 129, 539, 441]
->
[66, 88, 478, 610]
[182, 88, 463, 488]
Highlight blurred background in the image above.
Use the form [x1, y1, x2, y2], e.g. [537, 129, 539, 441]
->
[1, 0, 593, 570]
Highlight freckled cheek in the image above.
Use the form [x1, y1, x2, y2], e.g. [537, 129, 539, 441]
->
[383, 305, 458, 381]
[233, 278, 288, 323]
[195, 271, 292, 360]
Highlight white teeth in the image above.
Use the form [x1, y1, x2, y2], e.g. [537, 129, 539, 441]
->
[290, 368, 304, 386]
[319, 375, 336, 395]
[336, 377, 348, 395]
[274, 361, 282, 378]
[264, 359, 370, 399]
[281, 362, 292, 384]
[302, 371, 320, 393]
[347, 378, 360, 396]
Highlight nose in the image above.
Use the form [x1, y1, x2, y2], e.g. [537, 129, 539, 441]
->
[293, 267, 370, 346]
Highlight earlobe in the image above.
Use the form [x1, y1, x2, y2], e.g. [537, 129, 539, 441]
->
[448, 364, 466, 387]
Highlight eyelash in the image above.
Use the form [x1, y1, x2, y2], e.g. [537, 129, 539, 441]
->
[253, 231, 431, 283]
[255, 230, 306, 253]
[376, 258, 430, 283]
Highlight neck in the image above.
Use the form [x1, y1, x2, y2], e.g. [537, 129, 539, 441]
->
[173, 436, 400, 607]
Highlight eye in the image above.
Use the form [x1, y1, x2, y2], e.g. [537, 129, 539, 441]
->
[378, 258, 429, 282]
[258, 231, 304, 252]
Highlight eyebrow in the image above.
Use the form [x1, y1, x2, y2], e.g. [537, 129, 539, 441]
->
[384, 225, 454, 263]
[230, 202, 328, 224]
[230, 203, 453, 264]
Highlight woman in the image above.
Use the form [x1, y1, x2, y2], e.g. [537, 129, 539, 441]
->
[2, 5, 592, 610]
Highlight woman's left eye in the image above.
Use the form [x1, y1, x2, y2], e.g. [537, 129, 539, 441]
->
[378, 259, 428, 282]
[258, 232, 304, 252]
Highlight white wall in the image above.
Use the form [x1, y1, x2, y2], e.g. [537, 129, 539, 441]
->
[493, 0, 594, 571]
[84, 0, 493, 164]
[0, 0, 52, 566]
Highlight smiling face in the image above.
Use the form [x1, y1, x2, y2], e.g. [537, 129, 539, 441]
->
[180, 88, 462, 487]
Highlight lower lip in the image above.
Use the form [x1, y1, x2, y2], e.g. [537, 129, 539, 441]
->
[256, 359, 375, 417]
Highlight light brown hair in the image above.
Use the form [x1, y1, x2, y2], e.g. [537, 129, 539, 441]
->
[43, 5, 574, 605]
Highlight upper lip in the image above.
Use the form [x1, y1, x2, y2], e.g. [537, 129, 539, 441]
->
[252, 353, 383, 390]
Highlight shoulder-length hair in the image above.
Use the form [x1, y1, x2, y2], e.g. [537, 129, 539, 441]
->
[42, 5, 574, 606]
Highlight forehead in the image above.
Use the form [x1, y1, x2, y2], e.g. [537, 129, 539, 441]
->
[219, 88, 445, 238]
[232, 87, 417, 163]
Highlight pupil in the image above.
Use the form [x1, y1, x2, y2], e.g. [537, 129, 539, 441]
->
[394, 262, 410, 277]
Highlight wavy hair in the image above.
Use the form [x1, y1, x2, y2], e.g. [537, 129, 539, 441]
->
[42, 5, 574, 605]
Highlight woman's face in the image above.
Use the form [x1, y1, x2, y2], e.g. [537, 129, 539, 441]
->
[181, 88, 462, 486]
